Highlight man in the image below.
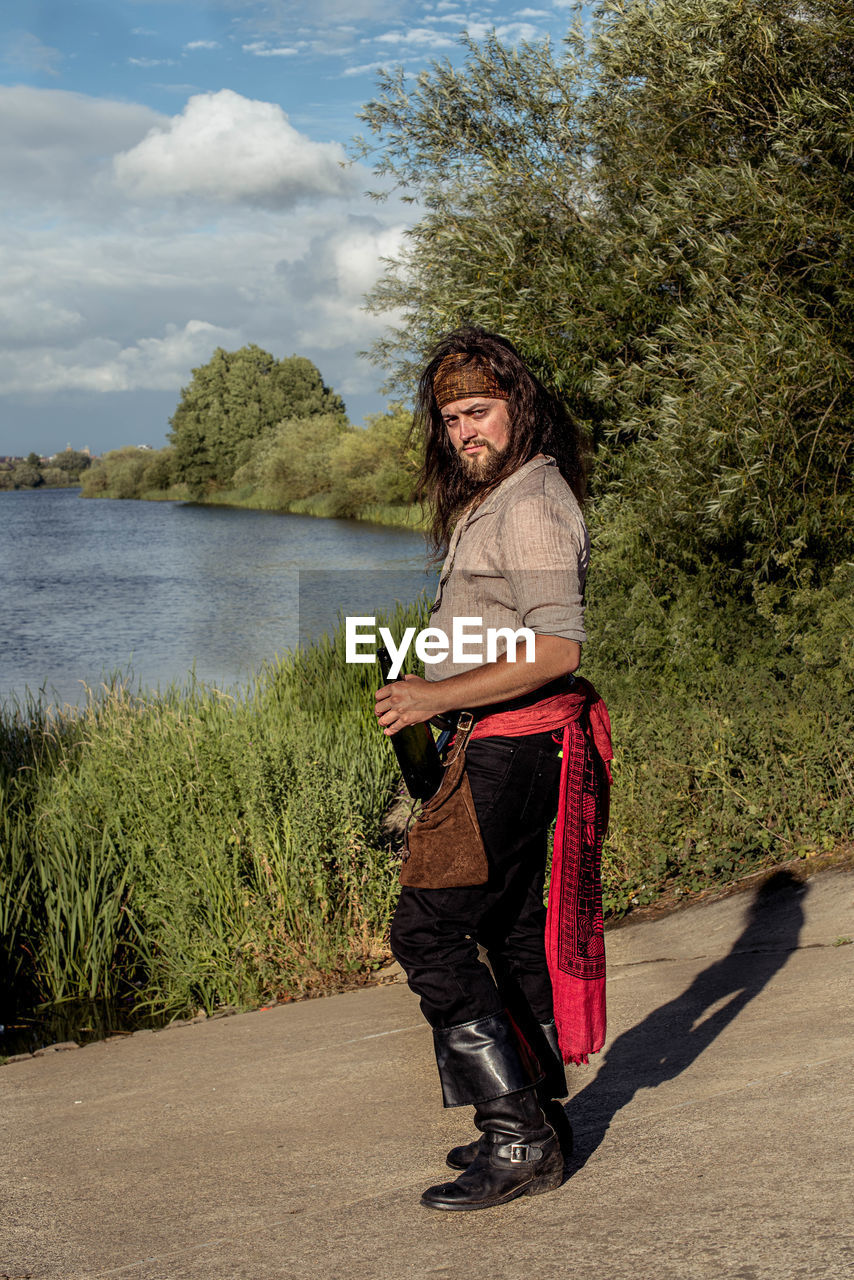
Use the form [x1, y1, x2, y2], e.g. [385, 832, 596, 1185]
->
[375, 326, 610, 1212]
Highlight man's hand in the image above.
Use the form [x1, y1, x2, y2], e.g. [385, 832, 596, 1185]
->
[374, 634, 580, 735]
[375, 674, 442, 736]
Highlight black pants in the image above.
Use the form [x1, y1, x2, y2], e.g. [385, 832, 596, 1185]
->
[391, 730, 563, 1031]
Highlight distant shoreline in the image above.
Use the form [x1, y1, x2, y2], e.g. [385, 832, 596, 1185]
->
[0, 480, 82, 492]
[85, 483, 428, 533]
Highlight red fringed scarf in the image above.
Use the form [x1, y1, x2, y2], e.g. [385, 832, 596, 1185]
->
[470, 678, 613, 1065]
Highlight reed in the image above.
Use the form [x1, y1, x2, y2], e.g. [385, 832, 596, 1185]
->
[0, 800, 32, 1000]
[0, 604, 427, 1021]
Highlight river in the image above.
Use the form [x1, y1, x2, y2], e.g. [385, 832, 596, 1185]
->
[0, 488, 432, 708]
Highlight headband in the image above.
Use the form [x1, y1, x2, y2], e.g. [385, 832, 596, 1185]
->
[432, 354, 510, 410]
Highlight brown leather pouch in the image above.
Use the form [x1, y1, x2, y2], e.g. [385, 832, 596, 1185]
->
[399, 713, 489, 890]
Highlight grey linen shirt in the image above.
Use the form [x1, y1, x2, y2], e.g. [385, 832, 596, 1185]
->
[426, 455, 589, 682]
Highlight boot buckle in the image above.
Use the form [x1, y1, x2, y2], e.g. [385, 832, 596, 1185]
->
[510, 1144, 530, 1163]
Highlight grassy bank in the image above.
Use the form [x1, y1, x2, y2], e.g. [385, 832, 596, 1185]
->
[83, 478, 427, 531]
[0, 609, 420, 1023]
[1, 603, 851, 1029]
[197, 486, 428, 530]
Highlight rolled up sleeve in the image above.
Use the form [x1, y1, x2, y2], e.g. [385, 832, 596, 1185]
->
[500, 492, 589, 644]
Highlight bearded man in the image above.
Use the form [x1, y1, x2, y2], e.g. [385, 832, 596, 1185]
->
[375, 326, 611, 1212]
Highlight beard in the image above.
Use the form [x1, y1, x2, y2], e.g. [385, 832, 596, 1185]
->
[455, 439, 507, 489]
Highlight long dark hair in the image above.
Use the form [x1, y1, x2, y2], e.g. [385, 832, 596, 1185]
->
[414, 326, 589, 555]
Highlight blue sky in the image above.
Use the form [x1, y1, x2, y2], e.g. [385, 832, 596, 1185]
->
[1, 1, 582, 456]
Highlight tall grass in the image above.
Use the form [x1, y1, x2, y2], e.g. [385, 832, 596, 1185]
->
[0, 603, 427, 1021]
[1, 598, 851, 1028]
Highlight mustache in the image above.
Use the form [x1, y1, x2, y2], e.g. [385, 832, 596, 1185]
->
[456, 438, 495, 455]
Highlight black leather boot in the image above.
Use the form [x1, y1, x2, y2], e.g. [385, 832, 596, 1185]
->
[432, 1010, 540, 1107]
[446, 1019, 572, 1170]
[537, 1017, 570, 1100]
[422, 1086, 563, 1211]
[532, 1018, 573, 1162]
[445, 1098, 572, 1171]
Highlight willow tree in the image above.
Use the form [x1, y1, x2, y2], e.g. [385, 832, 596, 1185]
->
[356, 0, 853, 614]
[355, 32, 614, 422]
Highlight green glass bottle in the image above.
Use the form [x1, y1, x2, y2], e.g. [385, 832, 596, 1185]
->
[377, 646, 444, 801]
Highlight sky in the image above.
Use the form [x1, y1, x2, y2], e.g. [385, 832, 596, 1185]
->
[1, 0, 583, 457]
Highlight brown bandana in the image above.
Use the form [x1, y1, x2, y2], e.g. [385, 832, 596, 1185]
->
[433, 354, 510, 409]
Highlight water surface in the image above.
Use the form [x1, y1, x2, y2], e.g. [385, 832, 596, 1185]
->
[1, 489, 432, 707]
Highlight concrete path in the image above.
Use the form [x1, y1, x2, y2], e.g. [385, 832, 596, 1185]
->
[3, 867, 852, 1280]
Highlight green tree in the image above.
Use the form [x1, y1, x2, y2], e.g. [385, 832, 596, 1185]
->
[103, 448, 150, 500]
[356, 0, 854, 601]
[52, 450, 92, 477]
[79, 448, 153, 499]
[327, 404, 420, 514]
[235, 413, 351, 504]
[141, 448, 174, 493]
[79, 459, 110, 497]
[13, 463, 42, 488]
[168, 345, 347, 496]
[585, 0, 854, 596]
[355, 33, 611, 414]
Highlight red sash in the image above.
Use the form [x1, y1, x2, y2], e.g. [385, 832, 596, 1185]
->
[470, 679, 612, 1064]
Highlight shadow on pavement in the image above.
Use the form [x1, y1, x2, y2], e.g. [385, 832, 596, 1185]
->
[564, 869, 808, 1170]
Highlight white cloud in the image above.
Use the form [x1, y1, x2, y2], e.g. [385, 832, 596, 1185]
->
[113, 90, 353, 207]
[0, 211, 407, 404]
[184, 40, 221, 51]
[374, 27, 457, 48]
[330, 223, 407, 308]
[369, 15, 545, 47]
[129, 57, 179, 67]
[341, 61, 387, 77]
[0, 86, 160, 207]
[1, 31, 63, 76]
[0, 297, 84, 347]
[0, 321, 243, 395]
[466, 19, 542, 40]
[242, 42, 299, 57]
[108, 320, 244, 392]
[288, 220, 407, 352]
